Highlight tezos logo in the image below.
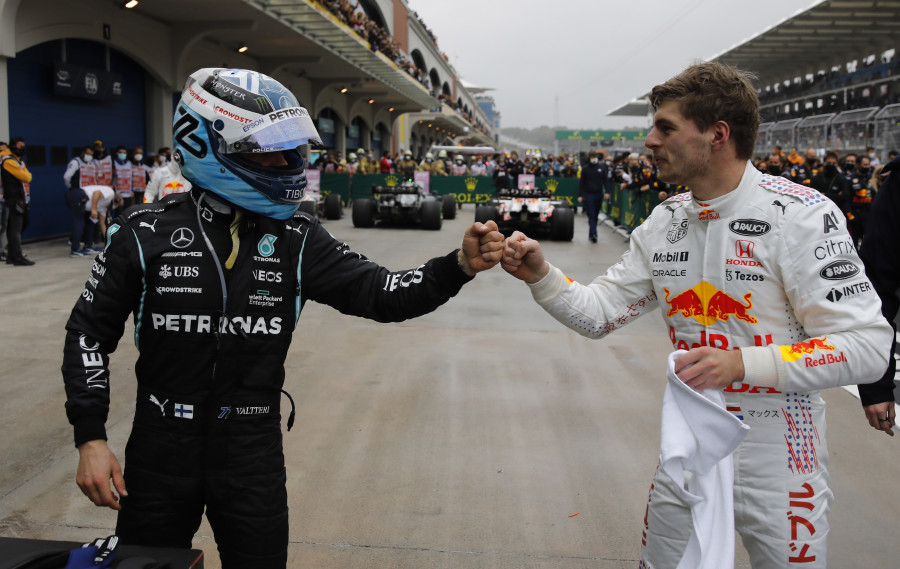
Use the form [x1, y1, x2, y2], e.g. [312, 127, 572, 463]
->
[820, 260, 859, 280]
[258, 234, 278, 257]
[729, 219, 771, 236]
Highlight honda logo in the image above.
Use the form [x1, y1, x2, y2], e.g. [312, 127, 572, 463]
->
[735, 240, 755, 258]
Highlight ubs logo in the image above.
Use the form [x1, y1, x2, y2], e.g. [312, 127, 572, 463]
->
[171, 227, 194, 249]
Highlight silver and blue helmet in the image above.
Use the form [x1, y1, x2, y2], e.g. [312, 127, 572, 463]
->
[172, 68, 323, 219]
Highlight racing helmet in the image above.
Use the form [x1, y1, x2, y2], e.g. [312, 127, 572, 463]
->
[172, 68, 322, 219]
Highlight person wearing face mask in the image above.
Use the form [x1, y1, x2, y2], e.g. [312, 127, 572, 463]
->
[92, 140, 113, 187]
[811, 152, 851, 218]
[131, 147, 149, 205]
[578, 151, 608, 243]
[1, 137, 34, 265]
[360, 149, 378, 175]
[418, 152, 436, 174]
[865, 146, 881, 167]
[849, 155, 873, 246]
[345, 152, 360, 176]
[469, 156, 486, 176]
[63, 145, 99, 257]
[765, 153, 789, 178]
[788, 147, 819, 187]
[112, 145, 134, 213]
[493, 154, 511, 191]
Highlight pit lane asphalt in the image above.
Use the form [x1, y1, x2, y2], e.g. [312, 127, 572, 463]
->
[1, 208, 898, 568]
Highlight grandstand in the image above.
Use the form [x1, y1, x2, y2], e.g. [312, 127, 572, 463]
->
[608, 0, 900, 158]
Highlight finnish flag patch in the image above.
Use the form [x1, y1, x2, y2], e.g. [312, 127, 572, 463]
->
[174, 403, 194, 419]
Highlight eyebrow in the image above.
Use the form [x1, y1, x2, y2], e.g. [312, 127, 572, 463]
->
[653, 117, 676, 129]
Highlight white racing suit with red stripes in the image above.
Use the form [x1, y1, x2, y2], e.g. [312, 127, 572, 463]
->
[525, 161, 892, 568]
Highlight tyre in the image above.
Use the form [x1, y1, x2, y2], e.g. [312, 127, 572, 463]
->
[556, 200, 572, 209]
[324, 193, 342, 219]
[551, 206, 574, 241]
[352, 198, 375, 227]
[421, 199, 442, 230]
[474, 205, 498, 224]
[298, 200, 316, 216]
[441, 194, 456, 219]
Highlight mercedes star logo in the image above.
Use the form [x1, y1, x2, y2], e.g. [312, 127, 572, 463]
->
[171, 227, 194, 249]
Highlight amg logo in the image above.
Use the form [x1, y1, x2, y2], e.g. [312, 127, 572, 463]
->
[652, 251, 689, 263]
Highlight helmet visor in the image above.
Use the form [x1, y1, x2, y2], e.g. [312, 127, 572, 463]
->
[227, 107, 323, 153]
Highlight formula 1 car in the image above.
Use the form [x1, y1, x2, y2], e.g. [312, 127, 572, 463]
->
[474, 185, 573, 241]
[297, 187, 342, 220]
[352, 179, 456, 230]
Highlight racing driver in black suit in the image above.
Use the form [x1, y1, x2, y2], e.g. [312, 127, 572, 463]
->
[61, 68, 504, 568]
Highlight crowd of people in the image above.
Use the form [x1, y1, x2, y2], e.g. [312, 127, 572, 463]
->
[0, 138, 191, 265]
[314, 0, 489, 137]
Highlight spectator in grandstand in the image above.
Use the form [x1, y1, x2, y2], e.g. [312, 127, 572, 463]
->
[857, 153, 899, 437]
[811, 151, 851, 216]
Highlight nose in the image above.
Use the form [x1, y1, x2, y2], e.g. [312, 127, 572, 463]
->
[645, 128, 661, 153]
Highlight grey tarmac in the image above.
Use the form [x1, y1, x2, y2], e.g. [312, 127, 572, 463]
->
[0, 207, 897, 568]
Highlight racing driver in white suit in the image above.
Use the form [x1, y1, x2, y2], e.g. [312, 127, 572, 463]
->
[501, 62, 892, 569]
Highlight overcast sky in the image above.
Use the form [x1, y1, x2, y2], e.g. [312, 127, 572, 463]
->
[408, 0, 818, 130]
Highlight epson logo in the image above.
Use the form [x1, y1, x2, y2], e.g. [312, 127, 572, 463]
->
[652, 251, 689, 263]
[729, 219, 771, 236]
[252, 269, 282, 283]
[820, 260, 860, 281]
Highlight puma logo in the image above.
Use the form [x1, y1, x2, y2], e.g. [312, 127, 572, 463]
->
[139, 219, 158, 232]
[665, 203, 682, 217]
[149, 394, 168, 416]
[772, 200, 791, 215]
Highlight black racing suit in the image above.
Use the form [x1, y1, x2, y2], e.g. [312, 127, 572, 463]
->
[61, 190, 473, 567]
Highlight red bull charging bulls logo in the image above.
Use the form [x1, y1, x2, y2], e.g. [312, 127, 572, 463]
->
[779, 338, 836, 362]
[663, 281, 758, 325]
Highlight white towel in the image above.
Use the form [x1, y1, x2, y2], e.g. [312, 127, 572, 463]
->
[661, 350, 750, 569]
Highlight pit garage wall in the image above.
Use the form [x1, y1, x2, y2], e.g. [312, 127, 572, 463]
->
[8, 39, 147, 240]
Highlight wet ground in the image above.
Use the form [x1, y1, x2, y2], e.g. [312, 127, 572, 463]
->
[1, 207, 898, 568]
